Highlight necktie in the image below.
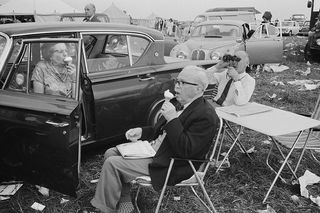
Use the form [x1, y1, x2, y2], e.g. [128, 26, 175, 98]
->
[216, 79, 233, 106]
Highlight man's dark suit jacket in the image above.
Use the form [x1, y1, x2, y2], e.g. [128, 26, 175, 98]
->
[83, 15, 100, 22]
[140, 97, 219, 191]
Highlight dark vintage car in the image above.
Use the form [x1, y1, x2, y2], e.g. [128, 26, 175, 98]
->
[0, 22, 215, 197]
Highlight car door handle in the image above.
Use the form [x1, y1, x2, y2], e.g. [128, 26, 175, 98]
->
[46, 120, 69, 127]
[139, 76, 155, 81]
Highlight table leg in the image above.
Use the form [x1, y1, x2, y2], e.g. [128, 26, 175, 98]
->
[225, 121, 252, 159]
[263, 131, 303, 203]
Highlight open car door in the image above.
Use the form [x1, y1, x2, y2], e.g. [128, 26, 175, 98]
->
[245, 23, 283, 65]
[0, 38, 82, 197]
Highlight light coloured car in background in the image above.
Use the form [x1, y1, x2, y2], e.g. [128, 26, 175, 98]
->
[170, 20, 283, 65]
[278, 20, 300, 36]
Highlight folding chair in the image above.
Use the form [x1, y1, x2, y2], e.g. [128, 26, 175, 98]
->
[132, 117, 223, 213]
[263, 94, 320, 203]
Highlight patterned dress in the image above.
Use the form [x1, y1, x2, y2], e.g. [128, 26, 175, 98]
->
[31, 61, 73, 96]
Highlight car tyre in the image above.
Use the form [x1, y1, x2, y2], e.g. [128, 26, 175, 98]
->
[148, 101, 164, 127]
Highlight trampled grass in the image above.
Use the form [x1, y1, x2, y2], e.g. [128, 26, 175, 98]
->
[1, 36, 320, 213]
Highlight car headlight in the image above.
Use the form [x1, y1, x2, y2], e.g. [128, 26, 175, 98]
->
[177, 51, 188, 59]
[210, 52, 220, 60]
[316, 39, 320, 46]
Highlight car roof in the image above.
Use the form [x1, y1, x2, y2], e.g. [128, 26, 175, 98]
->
[206, 7, 261, 14]
[60, 13, 108, 17]
[198, 20, 246, 26]
[198, 11, 255, 16]
[0, 22, 164, 40]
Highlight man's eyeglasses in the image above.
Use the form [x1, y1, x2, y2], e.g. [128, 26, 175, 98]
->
[174, 78, 198, 86]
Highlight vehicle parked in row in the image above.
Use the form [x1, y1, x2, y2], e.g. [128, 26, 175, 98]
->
[60, 13, 110, 22]
[0, 22, 215, 197]
[298, 20, 310, 36]
[170, 20, 283, 65]
[290, 14, 306, 27]
[277, 20, 300, 36]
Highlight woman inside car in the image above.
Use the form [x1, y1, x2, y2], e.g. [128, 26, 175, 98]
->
[31, 42, 76, 97]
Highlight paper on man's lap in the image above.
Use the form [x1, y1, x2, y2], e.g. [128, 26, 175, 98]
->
[116, 140, 156, 159]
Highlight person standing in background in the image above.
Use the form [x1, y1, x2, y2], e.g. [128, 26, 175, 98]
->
[84, 3, 100, 22]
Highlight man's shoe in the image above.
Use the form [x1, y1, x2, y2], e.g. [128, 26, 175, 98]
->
[118, 201, 134, 213]
[77, 207, 101, 213]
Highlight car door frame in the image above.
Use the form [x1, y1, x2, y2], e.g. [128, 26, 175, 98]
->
[0, 37, 82, 197]
[244, 23, 283, 64]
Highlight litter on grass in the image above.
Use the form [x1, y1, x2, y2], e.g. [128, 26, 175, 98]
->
[31, 202, 45, 211]
[270, 80, 285, 86]
[266, 93, 277, 99]
[0, 183, 23, 196]
[287, 79, 320, 91]
[35, 185, 49, 196]
[246, 146, 256, 154]
[298, 170, 320, 206]
[60, 198, 69, 204]
[295, 67, 311, 76]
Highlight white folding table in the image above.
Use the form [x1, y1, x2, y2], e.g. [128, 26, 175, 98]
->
[214, 102, 320, 203]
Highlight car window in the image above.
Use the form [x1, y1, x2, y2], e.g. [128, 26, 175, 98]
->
[84, 34, 150, 73]
[252, 24, 279, 38]
[0, 36, 7, 57]
[194, 15, 206, 24]
[191, 24, 240, 37]
[5, 41, 79, 99]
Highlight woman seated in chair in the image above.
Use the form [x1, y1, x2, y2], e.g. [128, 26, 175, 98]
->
[31, 43, 76, 97]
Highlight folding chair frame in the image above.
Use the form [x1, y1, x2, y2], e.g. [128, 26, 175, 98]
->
[133, 117, 223, 213]
[263, 129, 313, 203]
[215, 120, 252, 173]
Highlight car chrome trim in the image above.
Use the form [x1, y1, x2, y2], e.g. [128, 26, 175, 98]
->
[45, 120, 70, 127]
[0, 32, 12, 80]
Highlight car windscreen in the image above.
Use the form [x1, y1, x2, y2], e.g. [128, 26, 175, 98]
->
[282, 22, 294, 27]
[191, 24, 240, 38]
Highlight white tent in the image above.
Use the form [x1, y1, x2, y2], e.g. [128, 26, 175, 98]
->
[146, 12, 160, 20]
[0, 0, 79, 14]
[103, 2, 130, 24]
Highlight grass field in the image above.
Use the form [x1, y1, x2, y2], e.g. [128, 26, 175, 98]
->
[1, 35, 320, 213]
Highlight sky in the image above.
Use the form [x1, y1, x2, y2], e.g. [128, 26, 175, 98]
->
[65, 0, 312, 21]
[0, 0, 314, 21]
